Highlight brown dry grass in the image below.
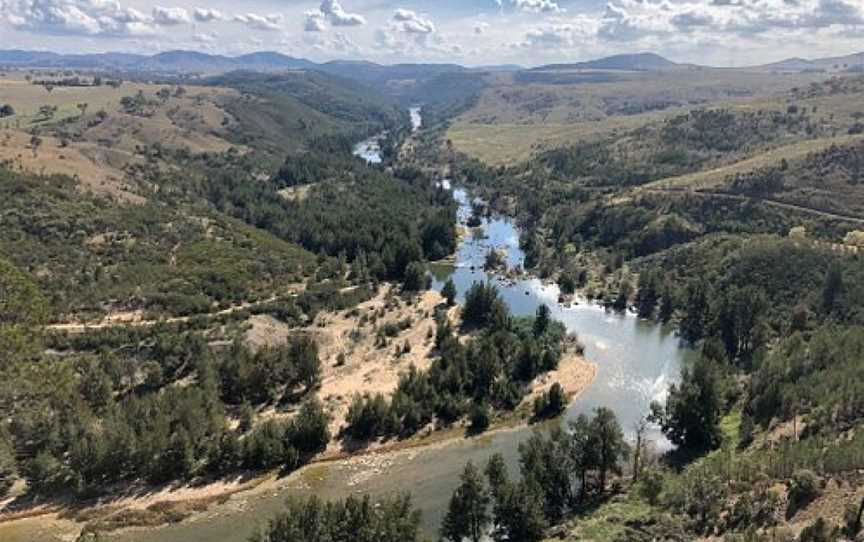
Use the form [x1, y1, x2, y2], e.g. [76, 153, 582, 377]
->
[246, 285, 452, 438]
[447, 69, 846, 165]
[0, 72, 240, 202]
[0, 129, 144, 202]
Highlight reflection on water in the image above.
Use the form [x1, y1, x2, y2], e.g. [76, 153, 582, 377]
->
[112, 148, 693, 542]
[352, 138, 383, 164]
[409, 106, 422, 132]
[431, 189, 692, 449]
[352, 106, 421, 164]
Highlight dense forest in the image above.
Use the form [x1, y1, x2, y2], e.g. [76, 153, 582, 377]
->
[0, 260, 331, 498]
[0, 67, 468, 528]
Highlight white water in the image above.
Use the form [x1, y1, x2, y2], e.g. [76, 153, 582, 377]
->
[353, 106, 422, 164]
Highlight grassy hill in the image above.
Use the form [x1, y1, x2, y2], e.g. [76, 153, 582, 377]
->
[447, 69, 836, 165]
[0, 166, 316, 320]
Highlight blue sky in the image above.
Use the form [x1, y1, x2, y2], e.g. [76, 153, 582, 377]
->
[2, 0, 864, 66]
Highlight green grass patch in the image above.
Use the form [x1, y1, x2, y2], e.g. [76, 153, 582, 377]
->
[720, 409, 742, 447]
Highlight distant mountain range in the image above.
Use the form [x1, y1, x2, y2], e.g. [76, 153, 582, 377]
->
[762, 51, 864, 73]
[532, 53, 683, 72]
[0, 49, 317, 72]
[2, 48, 864, 76]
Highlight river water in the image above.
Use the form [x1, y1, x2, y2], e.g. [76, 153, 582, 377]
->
[105, 185, 693, 542]
[0, 109, 692, 542]
[352, 106, 422, 164]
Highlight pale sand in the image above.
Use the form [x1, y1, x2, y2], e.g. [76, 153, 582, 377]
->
[0, 288, 598, 536]
[246, 285, 455, 441]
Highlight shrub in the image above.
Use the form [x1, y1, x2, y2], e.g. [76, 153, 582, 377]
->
[786, 470, 821, 519]
[468, 402, 491, 435]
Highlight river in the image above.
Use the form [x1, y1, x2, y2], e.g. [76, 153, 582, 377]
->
[3, 108, 692, 542]
[103, 187, 692, 542]
[352, 106, 422, 164]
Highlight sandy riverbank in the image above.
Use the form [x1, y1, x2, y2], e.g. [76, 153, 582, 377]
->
[0, 285, 598, 540]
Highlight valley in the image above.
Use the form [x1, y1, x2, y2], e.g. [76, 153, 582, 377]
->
[1, 44, 864, 542]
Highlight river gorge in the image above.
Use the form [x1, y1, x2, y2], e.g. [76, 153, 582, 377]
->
[111, 174, 694, 542]
[1, 107, 694, 542]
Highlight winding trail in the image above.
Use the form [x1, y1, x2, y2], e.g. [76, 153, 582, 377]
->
[642, 187, 864, 225]
[43, 285, 368, 334]
[45, 295, 288, 334]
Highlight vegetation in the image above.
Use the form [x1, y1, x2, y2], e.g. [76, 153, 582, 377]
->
[345, 291, 569, 441]
[250, 493, 421, 542]
[5, 57, 864, 542]
[439, 408, 629, 540]
[0, 166, 317, 317]
[435, 72, 864, 541]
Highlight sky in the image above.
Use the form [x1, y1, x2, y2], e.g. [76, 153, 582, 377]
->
[2, 0, 864, 67]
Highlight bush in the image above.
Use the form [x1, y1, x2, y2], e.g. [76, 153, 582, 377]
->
[786, 470, 821, 518]
[798, 518, 834, 542]
[532, 383, 566, 421]
[468, 402, 491, 435]
[402, 261, 430, 292]
[637, 469, 665, 506]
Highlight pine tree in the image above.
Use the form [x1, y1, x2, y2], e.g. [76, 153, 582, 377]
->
[441, 461, 490, 542]
[680, 279, 709, 343]
[442, 278, 457, 306]
[658, 280, 675, 323]
[635, 270, 660, 319]
[533, 304, 551, 337]
[589, 407, 628, 492]
[822, 264, 843, 313]
[650, 357, 722, 451]
[567, 414, 597, 499]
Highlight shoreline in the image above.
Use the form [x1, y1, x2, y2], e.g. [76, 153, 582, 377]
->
[0, 181, 609, 539]
[0, 354, 598, 539]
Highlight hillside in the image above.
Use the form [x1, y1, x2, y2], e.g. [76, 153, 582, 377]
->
[4, 40, 864, 542]
[433, 59, 864, 542]
[533, 52, 680, 72]
[763, 51, 864, 73]
[447, 68, 834, 164]
[0, 167, 316, 319]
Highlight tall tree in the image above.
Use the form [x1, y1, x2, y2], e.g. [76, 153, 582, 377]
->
[567, 413, 597, 499]
[533, 304, 551, 337]
[442, 278, 458, 306]
[679, 279, 710, 344]
[635, 269, 660, 319]
[713, 286, 768, 365]
[658, 280, 676, 323]
[441, 461, 490, 542]
[650, 357, 723, 452]
[822, 263, 843, 314]
[589, 407, 629, 491]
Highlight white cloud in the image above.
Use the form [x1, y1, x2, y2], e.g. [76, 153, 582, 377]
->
[192, 7, 224, 23]
[193, 31, 217, 43]
[304, 0, 365, 32]
[152, 6, 190, 26]
[373, 28, 400, 49]
[304, 11, 327, 32]
[521, 24, 574, 48]
[331, 32, 360, 52]
[512, 0, 564, 14]
[393, 9, 436, 34]
[320, 0, 365, 26]
[3, 0, 864, 66]
[598, 0, 864, 42]
[234, 13, 283, 31]
[2, 0, 160, 36]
